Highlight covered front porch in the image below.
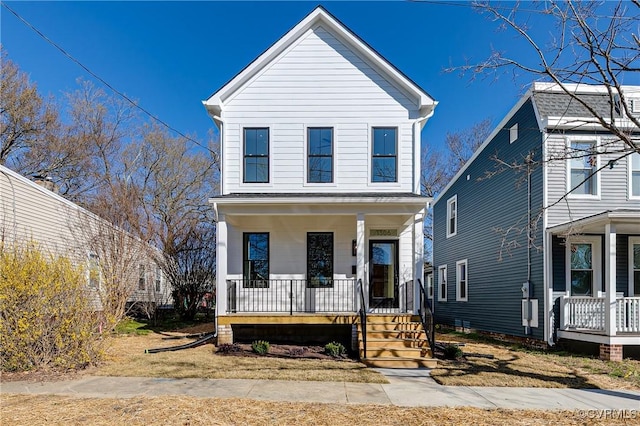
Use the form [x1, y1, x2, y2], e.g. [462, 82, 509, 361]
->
[547, 209, 640, 360]
[211, 193, 430, 344]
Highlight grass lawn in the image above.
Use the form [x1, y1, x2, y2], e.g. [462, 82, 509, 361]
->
[2, 394, 631, 426]
[430, 331, 640, 390]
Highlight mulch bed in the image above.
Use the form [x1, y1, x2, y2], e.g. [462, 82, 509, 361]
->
[216, 343, 353, 361]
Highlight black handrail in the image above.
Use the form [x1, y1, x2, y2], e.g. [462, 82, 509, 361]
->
[357, 278, 367, 360]
[417, 278, 435, 354]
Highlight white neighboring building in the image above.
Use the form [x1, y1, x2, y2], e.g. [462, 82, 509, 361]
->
[0, 164, 170, 310]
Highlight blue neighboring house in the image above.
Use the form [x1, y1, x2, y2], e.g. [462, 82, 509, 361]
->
[432, 82, 640, 360]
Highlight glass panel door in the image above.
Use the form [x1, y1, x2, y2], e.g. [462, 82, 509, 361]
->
[369, 240, 398, 309]
[571, 243, 593, 296]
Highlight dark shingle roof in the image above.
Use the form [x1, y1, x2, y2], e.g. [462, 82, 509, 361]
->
[532, 91, 618, 119]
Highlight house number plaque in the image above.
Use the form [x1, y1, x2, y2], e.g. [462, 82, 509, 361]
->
[370, 229, 397, 237]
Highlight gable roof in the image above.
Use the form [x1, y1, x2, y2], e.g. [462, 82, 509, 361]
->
[202, 5, 437, 120]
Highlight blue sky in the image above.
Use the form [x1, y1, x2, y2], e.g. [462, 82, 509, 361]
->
[2, 1, 637, 153]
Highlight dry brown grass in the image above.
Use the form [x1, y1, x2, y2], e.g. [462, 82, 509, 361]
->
[2, 393, 630, 426]
[94, 333, 386, 383]
[431, 332, 640, 390]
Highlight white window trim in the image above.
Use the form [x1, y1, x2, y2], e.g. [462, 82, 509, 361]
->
[566, 136, 601, 199]
[303, 125, 337, 187]
[155, 264, 163, 293]
[509, 123, 518, 144]
[565, 236, 602, 296]
[427, 274, 433, 299]
[446, 195, 457, 238]
[630, 237, 640, 297]
[628, 151, 640, 200]
[456, 259, 468, 302]
[438, 264, 447, 302]
[367, 124, 402, 188]
[241, 126, 273, 186]
[631, 99, 640, 114]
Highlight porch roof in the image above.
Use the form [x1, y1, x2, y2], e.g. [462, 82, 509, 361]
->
[547, 208, 640, 235]
[210, 193, 431, 216]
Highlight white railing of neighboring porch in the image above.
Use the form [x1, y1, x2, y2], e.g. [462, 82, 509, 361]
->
[616, 297, 640, 333]
[561, 296, 640, 334]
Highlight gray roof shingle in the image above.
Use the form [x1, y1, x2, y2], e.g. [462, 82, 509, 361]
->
[532, 91, 618, 119]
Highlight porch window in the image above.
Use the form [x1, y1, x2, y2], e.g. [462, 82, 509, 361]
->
[243, 233, 269, 288]
[372, 127, 397, 182]
[243, 128, 269, 183]
[568, 139, 598, 196]
[630, 152, 640, 198]
[138, 264, 146, 291]
[88, 253, 100, 289]
[307, 232, 333, 287]
[308, 127, 333, 183]
[446, 195, 457, 238]
[631, 238, 640, 296]
[456, 259, 468, 301]
[570, 243, 593, 296]
[438, 265, 447, 302]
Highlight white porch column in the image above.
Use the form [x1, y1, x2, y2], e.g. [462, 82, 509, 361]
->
[216, 213, 228, 316]
[413, 210, 425, 313]
[604, 223, 616, 336]
[356, 213, 366, 310]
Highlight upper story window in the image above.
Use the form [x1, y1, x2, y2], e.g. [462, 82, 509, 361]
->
[308, 127, 333, 183]
[371, 127, 397, 182]
[568, 139, 598, 197]
[244, 128, 269, 183]
[630, 152, 640, 198]
[446, 195, 457, 238]
[509, 123, 518, 144]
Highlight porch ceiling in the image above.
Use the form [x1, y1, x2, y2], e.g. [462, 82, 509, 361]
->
[547, 209, 640, 235]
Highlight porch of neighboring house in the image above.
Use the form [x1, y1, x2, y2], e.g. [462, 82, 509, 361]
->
[211, 194, 436, 367]
[548, 210, 640, 360]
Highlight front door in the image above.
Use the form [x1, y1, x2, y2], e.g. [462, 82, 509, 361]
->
[369, 240, 399, 310]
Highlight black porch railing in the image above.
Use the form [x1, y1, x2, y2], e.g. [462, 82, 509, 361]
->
[417, 278, 435, 354]
[357, 278, 367, 359]
[227, 279, 357, 314]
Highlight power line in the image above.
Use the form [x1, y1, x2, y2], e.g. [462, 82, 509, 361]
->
[1, 1, 218, 161]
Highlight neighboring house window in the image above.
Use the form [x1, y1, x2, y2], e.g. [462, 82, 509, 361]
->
[88, 253, 100, 289]
[307, 232, 333, 287]
[509, 123, 518, 143]
[568, 139, 598, 196]
[138, 264, 146, 291]
[243, 128, 269, 183]
[630, 152, 640, 198]
[630, 237, 640, 297]
[371, 127, 397, 182]
[456, 259, 468, 301]
[631, 99, 640, 114]
[566, 237, 601, 296]
[427, 274, 433, 299]
[243, 233, 269, 288]
[446, 195, 457, 238]
[438, 265, 447, 302]
[308, 127, 333, 183]
[155, 265, 162, 292]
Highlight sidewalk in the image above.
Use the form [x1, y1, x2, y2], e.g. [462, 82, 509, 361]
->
[2, 369, 639, 410]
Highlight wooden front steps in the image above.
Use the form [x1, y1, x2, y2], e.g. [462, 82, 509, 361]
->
[358, 314, 437, 368]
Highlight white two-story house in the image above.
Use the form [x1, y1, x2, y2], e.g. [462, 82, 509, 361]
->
[203, 6, 437, 367]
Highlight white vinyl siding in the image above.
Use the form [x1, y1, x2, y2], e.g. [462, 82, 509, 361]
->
[545, 136, 640, 227]
[221, 25, 419, 194]
[438, 265, 447, 302]
[456, 259, 468, 301]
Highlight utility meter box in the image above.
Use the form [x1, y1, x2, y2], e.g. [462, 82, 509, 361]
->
[521, 281, 530, 299]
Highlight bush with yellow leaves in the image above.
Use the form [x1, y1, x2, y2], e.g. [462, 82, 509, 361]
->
[0, 243, 102, 371]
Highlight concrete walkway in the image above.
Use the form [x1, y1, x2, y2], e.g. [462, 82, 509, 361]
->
[2, 369, 639, 410]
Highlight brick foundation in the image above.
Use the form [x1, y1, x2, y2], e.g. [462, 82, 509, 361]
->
[599, 343, 623, 361]
[216, 324, 233, 345]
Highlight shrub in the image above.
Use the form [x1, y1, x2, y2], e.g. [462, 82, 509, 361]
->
[217, 343, 242, 354]
[251, 340, 270, 355]
[0, 243, 102, 371]
[324, 341, 346, 357]
[443, 344, 463, 360]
